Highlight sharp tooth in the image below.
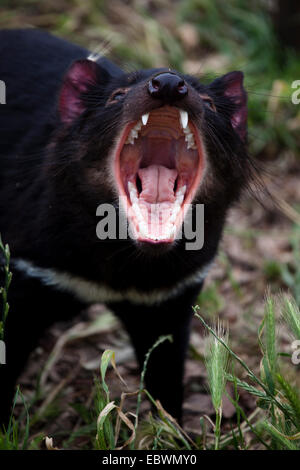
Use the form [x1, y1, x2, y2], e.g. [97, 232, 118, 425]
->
[187, 140, 196, 150]
[125, 135, 134, 145]
[179, 110, 188, 129]
[129, 185, 138, 203]
[185, 131, 194, 140]
[130, 186, 138, 197]
[131, 129, 138, 139]
[128, 181, 135, 193]
[142, 113, 149, 125]
[176, 185, 186, 197]
[134, 121, 142, 131]
[185, 132, 196, 149]
[176, 194, 184, 205]
[183, 125, 191, 134]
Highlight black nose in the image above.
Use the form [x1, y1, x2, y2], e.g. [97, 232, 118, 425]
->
[148, 72, 188, 103]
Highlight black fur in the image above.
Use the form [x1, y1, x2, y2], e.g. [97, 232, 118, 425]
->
[0, 29, 254, 424]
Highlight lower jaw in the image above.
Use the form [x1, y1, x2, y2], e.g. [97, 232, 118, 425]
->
[120, 163, 203, 245]
[120, 182, 201, 246]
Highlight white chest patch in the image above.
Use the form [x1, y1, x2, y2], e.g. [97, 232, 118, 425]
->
[13, 258, 212, 306]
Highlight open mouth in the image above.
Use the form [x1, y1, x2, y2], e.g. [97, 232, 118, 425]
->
[114, 106, 206, 243]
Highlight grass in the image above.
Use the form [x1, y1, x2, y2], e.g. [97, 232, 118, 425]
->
[194, 294, 300, 450]
[1, 291, 300, 450]
[204, 320, 229, 449]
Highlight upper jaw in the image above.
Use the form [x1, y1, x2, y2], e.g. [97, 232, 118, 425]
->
[113, 105, 206, 245]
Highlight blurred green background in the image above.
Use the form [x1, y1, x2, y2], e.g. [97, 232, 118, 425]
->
[1, 0, 299, 159]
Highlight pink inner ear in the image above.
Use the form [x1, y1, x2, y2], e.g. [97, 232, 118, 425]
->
[59, 60, 98, 124]
[223, 72, 247, 142]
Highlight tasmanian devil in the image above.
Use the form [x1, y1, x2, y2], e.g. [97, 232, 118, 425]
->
[0, 28, 254, 425]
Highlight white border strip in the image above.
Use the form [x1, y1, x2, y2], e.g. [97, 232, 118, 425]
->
[13, 258, 212, 306]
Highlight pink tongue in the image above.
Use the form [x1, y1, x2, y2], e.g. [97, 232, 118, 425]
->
[138, 165, 178, 203]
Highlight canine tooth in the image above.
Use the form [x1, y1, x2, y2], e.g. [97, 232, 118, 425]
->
[175, 187, 185, 203]
[175, 188, 186, 203]
[131, 129, 138, 139]
[129, 187, 138, 198]
[176, 185, 186, 197]
[130, 191, 138, 203]
[177, 195, 184, 205]
[128, 181, 136, 193]
[142, 113, 149, 125]
[179, 110, 188, 129]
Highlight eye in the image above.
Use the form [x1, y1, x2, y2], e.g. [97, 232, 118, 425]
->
[107, 88, 129, 105]
[112, 91, 126, 101]
[200, 94, 216, 112]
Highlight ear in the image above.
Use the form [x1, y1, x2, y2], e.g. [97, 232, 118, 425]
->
[211, 71, 247, 142]
[59, 59, 105, 124]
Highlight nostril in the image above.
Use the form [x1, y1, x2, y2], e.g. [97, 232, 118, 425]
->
[177, 79, 188, 95]
[148, 78, 161, 95]
[151, 78, 160, 90]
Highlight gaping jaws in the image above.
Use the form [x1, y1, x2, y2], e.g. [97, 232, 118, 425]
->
[114, 106, 206, 243]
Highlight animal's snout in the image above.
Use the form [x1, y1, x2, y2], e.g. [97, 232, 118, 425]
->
[148, 72, 188, 103]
